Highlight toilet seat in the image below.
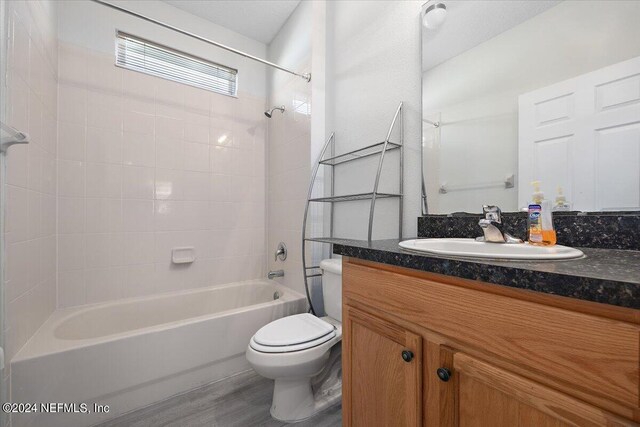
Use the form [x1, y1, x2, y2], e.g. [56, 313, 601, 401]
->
[250, 313, 336, 353]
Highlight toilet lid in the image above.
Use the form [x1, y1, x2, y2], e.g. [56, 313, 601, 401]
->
[251, 313, 336, 352]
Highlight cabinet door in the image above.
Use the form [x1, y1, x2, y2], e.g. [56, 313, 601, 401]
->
[447, 351, 632, 427]
[343, 306, 422, 427]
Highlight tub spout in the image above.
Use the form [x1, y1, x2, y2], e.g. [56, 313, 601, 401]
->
[268, 270, 284, 280]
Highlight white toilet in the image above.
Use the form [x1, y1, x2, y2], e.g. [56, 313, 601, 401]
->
[246, 258, 343, 422]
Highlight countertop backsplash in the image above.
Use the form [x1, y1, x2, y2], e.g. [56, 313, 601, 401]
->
[417, 211, 640, 251]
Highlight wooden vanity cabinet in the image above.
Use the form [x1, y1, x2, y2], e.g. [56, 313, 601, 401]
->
[343, 306, 422, 426]
[341, 257, 640, 427]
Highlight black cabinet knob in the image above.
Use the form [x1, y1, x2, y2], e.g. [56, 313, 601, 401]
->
[437, 367, 451, 382]
[401, 350, 414, 362]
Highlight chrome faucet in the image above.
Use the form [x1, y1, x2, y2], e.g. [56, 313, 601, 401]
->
[268, 270, 284, 279]
[274, 242, 287, 261]
[477, 205, 523, 244]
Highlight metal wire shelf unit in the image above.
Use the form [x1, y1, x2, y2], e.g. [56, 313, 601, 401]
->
[318, 141, 401, 166]
[301, 102, 404, 315]
[308, 192, 402, 203]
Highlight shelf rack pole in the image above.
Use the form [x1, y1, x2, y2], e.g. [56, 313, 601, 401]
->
[368, 102, 403, 241]
[330, 134, 336, 255]
[399, 106, 404, 239]
[302, 133, 335, 315]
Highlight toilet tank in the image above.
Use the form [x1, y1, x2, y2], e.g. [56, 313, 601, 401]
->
[320, 258, 342, 322]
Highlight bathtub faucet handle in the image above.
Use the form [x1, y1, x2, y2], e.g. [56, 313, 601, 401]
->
[274, 242, 287, 262]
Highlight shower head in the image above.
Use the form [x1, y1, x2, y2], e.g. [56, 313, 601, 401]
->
[264, 105, 285, 118]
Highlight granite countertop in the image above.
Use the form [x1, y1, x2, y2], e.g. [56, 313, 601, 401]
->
[314, 238, 640, 309]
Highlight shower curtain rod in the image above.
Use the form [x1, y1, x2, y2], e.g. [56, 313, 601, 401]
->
[92, 0, 311, 82]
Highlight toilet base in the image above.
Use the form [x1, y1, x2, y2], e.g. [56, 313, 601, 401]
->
[270, 379, 341, 422]
[270, 344, 342, 423]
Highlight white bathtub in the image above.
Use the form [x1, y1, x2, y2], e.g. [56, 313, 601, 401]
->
[11, 280, 306, 427]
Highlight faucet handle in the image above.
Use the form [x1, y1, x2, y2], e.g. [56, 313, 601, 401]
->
[482, 205, 502, 223]
[274, 242, 287, 262]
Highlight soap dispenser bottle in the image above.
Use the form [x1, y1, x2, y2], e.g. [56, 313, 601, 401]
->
[553, 186, 571, 212]
[528, 181, 557, 246]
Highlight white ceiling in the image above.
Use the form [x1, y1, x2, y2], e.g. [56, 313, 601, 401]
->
[422, 0, 561, 70]
[163, 0, 301, 44]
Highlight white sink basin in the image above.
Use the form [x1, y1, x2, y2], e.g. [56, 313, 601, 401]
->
[399, 238, 584, 261]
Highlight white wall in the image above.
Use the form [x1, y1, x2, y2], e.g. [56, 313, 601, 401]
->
[266, 1, 312, 298]
[326, 0, 422, 239]
[56, 0, 268, 307]
[3, 0, 58, 406]
[423, 0, 640, 213]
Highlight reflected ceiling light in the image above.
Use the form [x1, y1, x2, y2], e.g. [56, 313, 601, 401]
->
[423, 2, 447, 29]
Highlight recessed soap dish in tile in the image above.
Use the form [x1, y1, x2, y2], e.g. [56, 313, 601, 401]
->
[172, 247, 196, 264]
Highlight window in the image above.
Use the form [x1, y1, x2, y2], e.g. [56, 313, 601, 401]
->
[115, 31, 238, 97]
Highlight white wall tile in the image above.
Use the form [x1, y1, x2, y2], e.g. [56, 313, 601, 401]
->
[6, 241, 31, 302]
[122, 264, 156, 298]
[156, 116, 184, 139]
[183, 142, 209, 172]
[209, 145, 233, 174]
[123, 232, 156, 265]
[58, 122, 85, 161]
[3, 0, 58, 367]
[210, 174, 231, 201]
[123, 132, 155, 167]
[85, 162, 122, 198]
[84, 233, 124, 268]
[182, 171, 211, 201]
[155, 79, 185, 109]
[183, 201, 212, 230]
[58, 197, 85, 234]
[267, 61, 312, 298]
[85, 198, 123, 233]
[58, 43, 87, 85]
[123, 69, 155, 100]
[54, 44, 267, 307]
[27, 144, 43, 192]
[86, 127, 122, 164]
[85, 267, 124, 304]
[42, 194, 57, 236]
[123, 110, 155, 135]
[58, 84, 87, 125]
[27, 190, 42, 240]
[155, 168, 184, 200]
[155, 231, 210, 263]
[58, 270, 86, 308]
[210, 123, 235, 148]
[9, 13, 30, 80]
[184, 113, 209, 144]
[122, 200, 155, 232]
[155, 137, 184, 170]
[6, 185, 29, 244]
[154, 200, 181, 231]
[122, 166, 155, 200]
[86, 52, 122, 95]
[124, 97, 156, 116]
[58, 234, 85, 271]
[5, 143, 29, 188]
[41, 153, 57, 195]
[87, 91, 123, 130]
[57, 159, 84, 197]
[41, 233, 57, 275]
[183, 85, 209, 115]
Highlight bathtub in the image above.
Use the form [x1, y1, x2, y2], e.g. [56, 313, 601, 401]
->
[11, 280, 306, 427]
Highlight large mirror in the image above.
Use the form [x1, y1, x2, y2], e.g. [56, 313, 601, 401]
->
[421, 0, 640, 214]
